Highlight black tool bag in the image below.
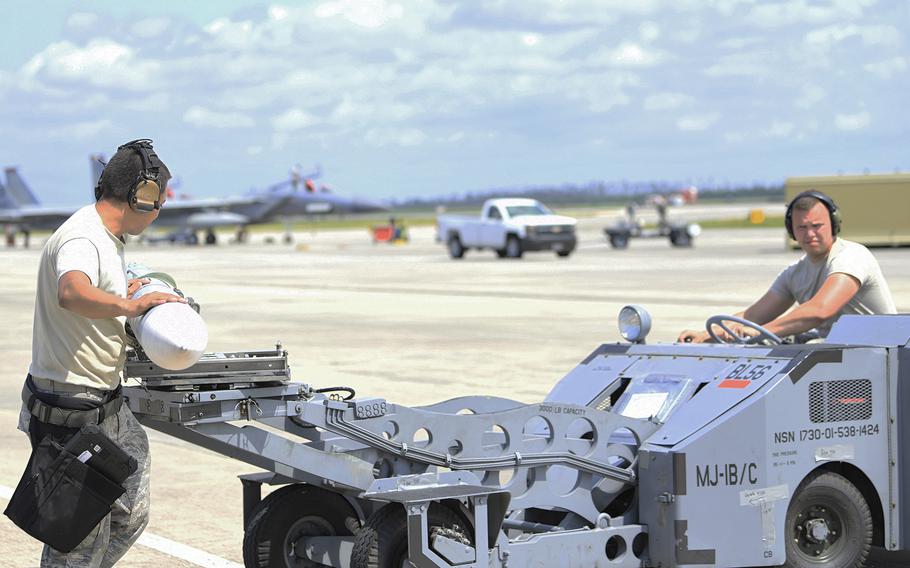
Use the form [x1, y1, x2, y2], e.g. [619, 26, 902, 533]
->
[3, 424, 138, 552]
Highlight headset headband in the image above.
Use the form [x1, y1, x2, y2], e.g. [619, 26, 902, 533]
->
[118, 139, 160, 180]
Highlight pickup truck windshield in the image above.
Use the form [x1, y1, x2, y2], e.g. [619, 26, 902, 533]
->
[505, 204, 551, 217]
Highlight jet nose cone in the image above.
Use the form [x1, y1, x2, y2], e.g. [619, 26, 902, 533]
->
[348, 198, 388, 213]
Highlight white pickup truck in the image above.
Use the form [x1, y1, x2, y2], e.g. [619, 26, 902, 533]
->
[436, 198, 577, 259]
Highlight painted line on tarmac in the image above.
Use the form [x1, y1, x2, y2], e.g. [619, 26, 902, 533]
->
[0, 484, 242, 568]
[136, 532, 242, 568]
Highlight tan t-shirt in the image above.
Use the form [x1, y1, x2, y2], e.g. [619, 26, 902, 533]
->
[28, 204, 128, 390]
[769, 237, 897, 337]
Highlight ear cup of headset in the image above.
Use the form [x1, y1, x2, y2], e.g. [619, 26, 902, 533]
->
[130, 179, 162, 213]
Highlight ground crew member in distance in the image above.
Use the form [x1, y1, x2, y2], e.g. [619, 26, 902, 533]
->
[678, 190, 896, 343]
[18, 140, 185, 566]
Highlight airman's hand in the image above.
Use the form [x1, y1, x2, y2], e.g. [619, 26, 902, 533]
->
[127, 278, 150, 297]
[678, 329, 711, 343]
[123, 292, 186, 318]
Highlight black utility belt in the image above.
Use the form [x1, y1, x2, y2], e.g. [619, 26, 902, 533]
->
[25, 375, 123, 428]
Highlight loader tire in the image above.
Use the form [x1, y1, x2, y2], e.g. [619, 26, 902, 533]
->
[243, 483, 360, 568]
[608, 233, 629, 249]
[784, 471, 872, 568]
[350, 503, 471, 568]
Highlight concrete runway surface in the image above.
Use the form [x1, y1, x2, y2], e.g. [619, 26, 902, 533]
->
[1, 203, 908, 567]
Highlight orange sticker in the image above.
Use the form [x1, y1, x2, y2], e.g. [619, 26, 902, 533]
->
[718, 379, 751, 389]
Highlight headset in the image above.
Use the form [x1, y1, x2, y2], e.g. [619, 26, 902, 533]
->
[94, 139, 163, 213]
[784, 189, 841, 239]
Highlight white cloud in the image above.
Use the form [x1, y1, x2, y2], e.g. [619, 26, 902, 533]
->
[761, 120, 794, 138]
[795, 85, 826, 109]
[703, 48, 779, 77]
[314, 0, 405, 29]
[864, 56, 907, 79]
[203, 17, 256, 50]
[268, 5, 290, 21]
[475, 0, 657, 26]
[131, 17, 172, 39]
[804, 24, 902, 50]
[272, 108, 317, 131]
[21, 39, 161, 91]
[123, 93, 171, 112]
[35, 93, 110, 115]
[677, 113, 720, 131]
[364, 128, 426, 147]
[183, 106, 255, 128]
[835, 110, 870, 131]
[67, 12, 98, 28]
[48, 119, 113, 139]
[746, 0, 875, 28]
[594, 42, 663, 67]
[562, 72, 638, 113]
[522, 34, 540, 47]
[643, 92, 693, 111]
[639, 21, 660, 43]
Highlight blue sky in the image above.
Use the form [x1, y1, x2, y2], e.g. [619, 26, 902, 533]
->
[0, 0, 907, 205]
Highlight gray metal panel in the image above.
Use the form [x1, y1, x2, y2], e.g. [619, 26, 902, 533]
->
[581, 343, 630, 364]
[675, 520, 716, 565]
[787, 349, 843, 383]
[626, 343, 776, 358]
[826, 314, 910, 346]
[651, 357, 791, 446]
[899, 346, 910, 549]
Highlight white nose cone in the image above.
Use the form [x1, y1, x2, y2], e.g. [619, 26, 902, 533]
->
[128, 285, 208, 370]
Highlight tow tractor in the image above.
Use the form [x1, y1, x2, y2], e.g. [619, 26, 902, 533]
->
[123, 308, 910, 567]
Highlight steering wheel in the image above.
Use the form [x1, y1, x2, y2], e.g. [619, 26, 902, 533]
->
[706, 315, 783, 345]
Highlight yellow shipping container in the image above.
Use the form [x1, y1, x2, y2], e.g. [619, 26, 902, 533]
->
[785, 173, 910, 247]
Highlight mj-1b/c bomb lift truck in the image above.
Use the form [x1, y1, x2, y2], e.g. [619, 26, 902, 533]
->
[123, 308, 910, 568]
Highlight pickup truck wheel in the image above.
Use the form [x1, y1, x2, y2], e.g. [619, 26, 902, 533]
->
[351, 504, 471, 568]
[784, 471, 871, 568]
[556, 250, 572, 258]
[505, 235, 523, 258]
[447, 235, 465, 259]
[243, 483, 360, 568]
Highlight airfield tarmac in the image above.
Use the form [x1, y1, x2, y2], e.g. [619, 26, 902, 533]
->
[1, 203, 909, 567]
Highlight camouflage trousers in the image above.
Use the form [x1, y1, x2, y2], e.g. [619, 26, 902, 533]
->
[22, 388, 151, 568]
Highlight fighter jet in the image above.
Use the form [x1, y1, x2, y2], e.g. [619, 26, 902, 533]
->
[1, 158, 386, 246]
[258, 164, 387, 216]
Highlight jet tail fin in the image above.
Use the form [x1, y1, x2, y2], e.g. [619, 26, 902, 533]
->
[0, 176, 17, 209]
[90, 154, 106, 201]
[4, 167, 40, 206]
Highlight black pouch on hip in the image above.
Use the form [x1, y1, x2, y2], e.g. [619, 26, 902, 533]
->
[3, 424, 138, 552]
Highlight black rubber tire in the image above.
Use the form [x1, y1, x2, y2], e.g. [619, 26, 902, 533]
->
[350, 504, 471, 568]
[205, 230, 217, 245]
[495, 249, 507, 258]
[505, 236, 523, 258]
[448, 235, 465, 259]
[556, 250, 572, 258]
[784, 471, 872, 568]
[669, 230, 691, 247]
[609, 234, 628, 249]
[243, 484, 360, 568]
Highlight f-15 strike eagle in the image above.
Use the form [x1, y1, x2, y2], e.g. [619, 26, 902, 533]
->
[0, 158, 386, 246]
